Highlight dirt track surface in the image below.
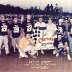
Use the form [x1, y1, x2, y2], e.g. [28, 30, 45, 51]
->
[0, 50, 72, 72]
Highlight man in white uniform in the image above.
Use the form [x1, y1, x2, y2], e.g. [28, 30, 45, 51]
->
[34, 17, 46, 54]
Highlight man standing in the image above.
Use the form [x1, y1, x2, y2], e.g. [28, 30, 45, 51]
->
[10, 17, 22, 52]
[64, 17, 70, 39]
[0, 15, 10, 55]
[68, 18, 72, 53]
[56, 19, 66, 36]
[22, 14, 34, 36]
[34, 17, 46, 54]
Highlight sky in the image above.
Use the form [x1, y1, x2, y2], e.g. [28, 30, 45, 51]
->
[0, 0, 72, 12]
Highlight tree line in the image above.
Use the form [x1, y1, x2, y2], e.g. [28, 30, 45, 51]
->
[0, 4, 72, 16]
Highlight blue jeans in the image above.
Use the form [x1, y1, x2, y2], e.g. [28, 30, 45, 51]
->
[57, 48, 67, 55]
[69, 36, 72, 52]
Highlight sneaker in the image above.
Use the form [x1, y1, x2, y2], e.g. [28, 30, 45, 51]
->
[24, 54, 28, 58]
[14, 48, 16, 53]
[53, 50, 57, 55]
[56, 53, 59, 57]
[41, 50, 44, 54]
[0, 49, 1, 55]
[19, 53, 28, 58]
[6, 53, 10, 56]
[67, 54, 71, 60]
[31, 55, 37, 58]
[19, 55, 22, 58]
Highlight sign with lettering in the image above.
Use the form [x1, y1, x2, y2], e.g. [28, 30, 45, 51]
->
[35, 35, 57, 50]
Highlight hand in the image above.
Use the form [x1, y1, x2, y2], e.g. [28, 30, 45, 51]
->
[20, 33, 25, 38]
[32, 43, 36, 46]
[51, 35, 53, 38]
[42, 34, 46, 38]
[10, 35, 13, 39]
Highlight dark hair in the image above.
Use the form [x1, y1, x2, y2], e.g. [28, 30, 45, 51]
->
[12, 17, 18, 19]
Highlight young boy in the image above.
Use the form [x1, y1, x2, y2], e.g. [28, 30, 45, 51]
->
[18, 34, 37, 58]
[54, 33, 71, 60]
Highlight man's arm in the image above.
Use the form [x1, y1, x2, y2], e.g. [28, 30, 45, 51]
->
[9, 30, 13, 39]
[68, 25, 70, 37]
[29, 38, 35, 46]
[51, 24, 57, 38]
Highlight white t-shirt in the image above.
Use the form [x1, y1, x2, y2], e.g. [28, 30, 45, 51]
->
[45, 23, 57, 37]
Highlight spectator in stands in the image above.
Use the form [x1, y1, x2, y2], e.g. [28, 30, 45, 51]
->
[64, 17, 70, 39]
[50, 4, 54, 15]
[21, 14, 24, 24]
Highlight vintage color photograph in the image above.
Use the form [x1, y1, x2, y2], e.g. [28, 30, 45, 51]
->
[0, 0, 72, 72]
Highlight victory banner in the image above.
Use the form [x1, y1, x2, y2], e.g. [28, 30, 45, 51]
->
[35, 35, 57, 50]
